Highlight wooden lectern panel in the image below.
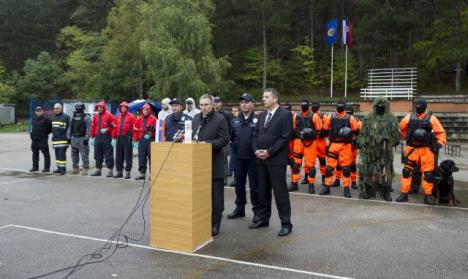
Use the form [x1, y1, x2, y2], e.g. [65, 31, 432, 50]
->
[150, 142, 212, 252]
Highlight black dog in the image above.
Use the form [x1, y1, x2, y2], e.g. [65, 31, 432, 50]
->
[433, 160, 459, 206]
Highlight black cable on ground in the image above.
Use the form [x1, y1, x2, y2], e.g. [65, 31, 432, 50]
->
[27, 142, 176, 279]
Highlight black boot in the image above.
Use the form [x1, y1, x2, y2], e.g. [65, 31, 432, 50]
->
[300, 174, 309, 185]
[424, 194, 435, 205]
[135, 172, 146, 180]
[124, 171, 131, 179]
[308, 183, 315, 194]
[288, 182, 299, 192]
[396, 193, 409, 202]
[331, 180, 340, 187]
[29, 167, 39, 172]
[227, 208, 245, 219]
[53, 169, 61, 174]
[344, 187, 351, 198]
[319, 186, 330, 195]
[351, 181, 357, 189]
[106, 169, 114, 178]
[382, 186, 392, 202]
[321, 176, 326, 186]
[113, 172, 123, 178]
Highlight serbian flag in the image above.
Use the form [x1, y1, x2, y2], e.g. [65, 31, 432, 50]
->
[326, 19, 338, 45]
[342, 19, 352, 46]
[155, 119, 165, 142]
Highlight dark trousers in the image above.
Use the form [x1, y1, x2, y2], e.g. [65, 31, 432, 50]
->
[229, 145, 236, 176]
[54, 147, 68, 172]
[138, 138, 151, 173]
[212, 179, 224, 227]
[257, 164, 292, 228]
[95, 134, 114, 169]
[234, 158, 260, 216]
[116, 135, 133, 172]
[31, 139, 50, 170]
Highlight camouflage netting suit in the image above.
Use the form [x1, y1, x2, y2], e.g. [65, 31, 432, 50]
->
[357, 98, 400, 200]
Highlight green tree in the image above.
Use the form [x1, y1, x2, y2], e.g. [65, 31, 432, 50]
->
[17, 52, 66, 100]
[0, 64, 15, 103]
[140, 0, 230, 100]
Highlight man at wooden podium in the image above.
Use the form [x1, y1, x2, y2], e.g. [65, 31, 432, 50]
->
[250, 88, 293, 237]
[192, 94, 230, 236]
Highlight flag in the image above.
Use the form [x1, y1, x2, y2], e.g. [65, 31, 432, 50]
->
[326, 19, 338, 45]
[342, 19, 352, 46]
[155, 119, 165, 142]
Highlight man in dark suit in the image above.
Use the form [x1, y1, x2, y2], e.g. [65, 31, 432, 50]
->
[250, 88, 293, 237]
[192, 94, 230, 237]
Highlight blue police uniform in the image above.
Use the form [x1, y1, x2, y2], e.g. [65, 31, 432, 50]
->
[230, 111, 260, 219]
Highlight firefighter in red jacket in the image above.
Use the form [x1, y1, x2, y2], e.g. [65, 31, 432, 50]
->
[112, 101, 135, 179]
[90, 101, 115, 177]
[133, 104, 157, 180]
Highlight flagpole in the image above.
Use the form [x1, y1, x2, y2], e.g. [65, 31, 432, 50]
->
[344, 44, 348, 99]
[330, 44, 334, 98]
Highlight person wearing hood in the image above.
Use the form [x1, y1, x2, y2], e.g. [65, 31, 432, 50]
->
[319, 100, 360, 198]
[357, 98, 399, 201]
[133, 104, 157, 180]
[396, 99, 446, 205]
[68, 103, 92, 175]
[112, 101, 135, 179]
[311, 101, 328, 186]
[158, 98, 172, 120]
[192, 94, 229, 237]
[289, 99, 323, 194]
[51, 103, 71, 175]
[90, 101, 115, 177]
[183, 97, 200, 118]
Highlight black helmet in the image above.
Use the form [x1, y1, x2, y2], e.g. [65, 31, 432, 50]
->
[336, 100, 346, 113]
[311, 101, 320, 113]
[75, 103, 85, 112]
[339, 127, 353, 141]
[413, 128, 428, 142]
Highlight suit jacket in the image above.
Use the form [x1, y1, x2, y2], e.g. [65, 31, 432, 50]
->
[253, 106, 292, 166]
[192, 111, 229, 179]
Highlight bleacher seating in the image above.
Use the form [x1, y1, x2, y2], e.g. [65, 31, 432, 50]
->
[361, 68, 417, 100]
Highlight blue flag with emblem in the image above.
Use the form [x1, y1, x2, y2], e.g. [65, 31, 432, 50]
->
[326, 19, 338, 45]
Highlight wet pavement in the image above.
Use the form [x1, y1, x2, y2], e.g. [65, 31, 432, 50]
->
[1, 133, 468, 279]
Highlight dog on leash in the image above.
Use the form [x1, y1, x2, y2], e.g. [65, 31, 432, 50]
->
[433, 160, 459, 206]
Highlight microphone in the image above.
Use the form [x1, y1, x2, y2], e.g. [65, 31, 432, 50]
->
[173, 129, 185, 143]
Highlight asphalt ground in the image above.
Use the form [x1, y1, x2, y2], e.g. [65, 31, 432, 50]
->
[1, 133, 468, 279]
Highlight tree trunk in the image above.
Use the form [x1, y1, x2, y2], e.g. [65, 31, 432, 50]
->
[310, 0, 314, 49]
[262, 1, 267, 91]
[455, 7, 462, 93]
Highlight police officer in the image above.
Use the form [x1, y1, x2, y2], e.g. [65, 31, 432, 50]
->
[51, 103, 71, 175]
[164, 98, 192, 141]
[30, 106, 52, 172]
[227, 93, 260, 222]
[68, 103, 92, 175]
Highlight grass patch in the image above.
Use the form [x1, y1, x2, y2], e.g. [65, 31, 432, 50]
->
[0, 122, 29, 133]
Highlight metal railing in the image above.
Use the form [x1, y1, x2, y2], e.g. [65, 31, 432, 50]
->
[361, 68, 417, 100]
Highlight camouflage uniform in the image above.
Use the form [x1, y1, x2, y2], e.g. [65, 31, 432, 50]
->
[357, 98, 400, 200]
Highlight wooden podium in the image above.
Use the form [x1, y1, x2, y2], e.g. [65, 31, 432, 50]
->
[149, 142, 212, 252]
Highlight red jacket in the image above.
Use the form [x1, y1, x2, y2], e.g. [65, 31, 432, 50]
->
[112, 101, 135, 138]
[90, 101, 114, 138]
[133, 104, 157, 141]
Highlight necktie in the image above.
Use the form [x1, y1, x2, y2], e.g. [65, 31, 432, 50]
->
[264, 112, 272, 127]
